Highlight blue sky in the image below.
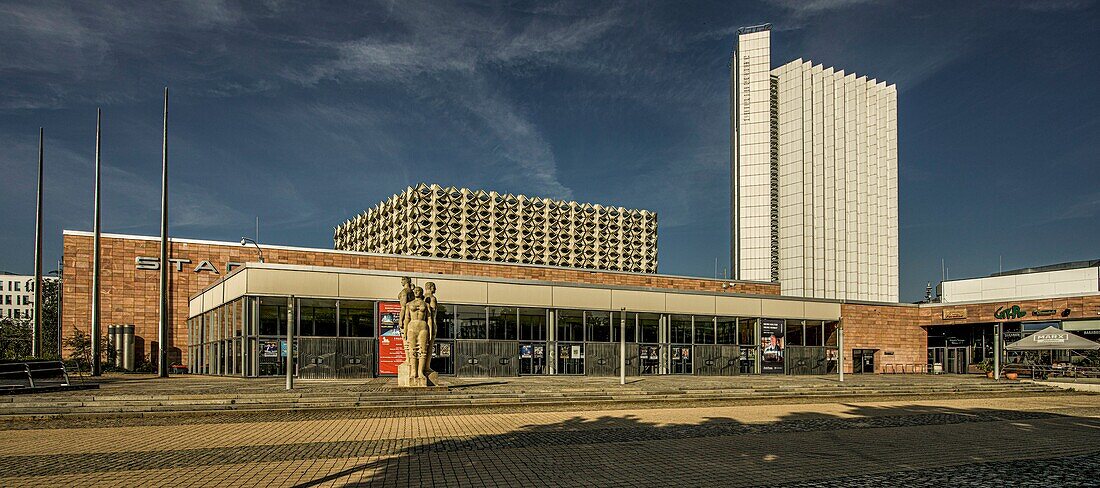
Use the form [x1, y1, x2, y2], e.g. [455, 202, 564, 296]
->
[1, 0, 1097, 302]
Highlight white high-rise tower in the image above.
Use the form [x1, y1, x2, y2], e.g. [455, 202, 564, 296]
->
[731, 24, 899, 302]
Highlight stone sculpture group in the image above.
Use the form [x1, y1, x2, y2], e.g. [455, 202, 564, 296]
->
[397, 277, 439, 387]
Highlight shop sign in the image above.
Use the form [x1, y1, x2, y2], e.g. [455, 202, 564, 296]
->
[994, 304, 1071, 319]
[942, 309, 968, 320]
[760, 318, 785, 374]
[377, 301, 405, 375]
[994, 305, 1026, 320]
[135, 256, 244, 274]
[1034, 333, 1068, 344]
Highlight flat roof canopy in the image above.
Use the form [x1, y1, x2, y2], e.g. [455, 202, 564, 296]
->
[189, 263, 843, 321]
[1006, 326, 1100, 351]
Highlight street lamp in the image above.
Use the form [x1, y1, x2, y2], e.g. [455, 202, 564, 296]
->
[240, 237, 264, 263]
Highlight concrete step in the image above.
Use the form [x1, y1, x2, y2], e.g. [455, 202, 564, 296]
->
[0, 386, 1071, 418]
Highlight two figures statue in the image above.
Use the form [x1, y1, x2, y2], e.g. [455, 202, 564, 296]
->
[397, 277, 439, 387]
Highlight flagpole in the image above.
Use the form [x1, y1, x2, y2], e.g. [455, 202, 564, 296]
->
[91, 109, 103, 375]
[158, 88, 170, 378]
[32, 128, 44, 358]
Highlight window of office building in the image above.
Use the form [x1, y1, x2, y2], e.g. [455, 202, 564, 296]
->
[585, 310, 611, 342]
[825, 321, 839, 347]
[804, 320, 823, 347]
[518, 308, 546, 341]
[340, 300, 374, 337]
[299, 299, 337, 336]
[669, 315, 692, 344]
[258, 297, 287, 336]
[738, 318, 756, 345]
[557, 310, 584, 342]
[695, 316, 716, 345]
[488, 307, 518, 340]
[435, 304, 455, 339]
[639, 313, 660, 343]
[717, 317, 738, 344]
[612, 310, 638, 343]
[456, 305, 487, 339]
[787, 320, 804, 346]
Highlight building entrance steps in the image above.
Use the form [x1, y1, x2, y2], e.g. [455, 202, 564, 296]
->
[0, 374, 1081, 420]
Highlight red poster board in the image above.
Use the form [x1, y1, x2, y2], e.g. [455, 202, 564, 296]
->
[378, 301, 405, 375]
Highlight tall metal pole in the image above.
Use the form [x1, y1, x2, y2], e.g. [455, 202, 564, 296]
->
[993, 322, 1002, 381]
[157, 88, 170, 378]
[91, 109, 103, 376]
[32, 128, 45, 358]
[620, 307, 626, 385]
[286, 296, 295, 390]
[56, 259, 62, 357]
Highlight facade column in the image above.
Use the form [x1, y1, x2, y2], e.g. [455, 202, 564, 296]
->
[754, 318, 763, 374]
[619, 307, 626, 385]
[547, 309, 556, 375]
[286, 296, 295, 390]
[993, 322, 1002, 380]
[838, 322, 845, 382]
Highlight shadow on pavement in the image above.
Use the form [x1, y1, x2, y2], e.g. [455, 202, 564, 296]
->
[282, 402, 1100, 487]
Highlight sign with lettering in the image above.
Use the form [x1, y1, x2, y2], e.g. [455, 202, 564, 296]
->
[993, 304, 1071, 320]
[377, 301, 404, 376]
[136, 256, 243, 274]
[760, 318, 785, 374]
[1033, 333, 1068, 344]
[942, 309, 968, 320]
[994, 305, 1026, 320]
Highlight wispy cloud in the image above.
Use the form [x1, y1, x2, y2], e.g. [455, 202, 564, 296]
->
[281, 0, 622, 199]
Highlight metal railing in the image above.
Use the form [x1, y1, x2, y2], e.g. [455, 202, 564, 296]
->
[881, 363, 928, 374]
[1004, 364, 1100, 380]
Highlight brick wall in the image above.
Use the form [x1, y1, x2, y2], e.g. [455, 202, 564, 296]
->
[841, 303, 926, 374]
[63, 232, 779, 366]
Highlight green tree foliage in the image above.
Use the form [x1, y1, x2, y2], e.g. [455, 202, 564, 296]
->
[0, 277, 62, 360]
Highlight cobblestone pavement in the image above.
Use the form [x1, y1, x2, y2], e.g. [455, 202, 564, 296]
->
[1, 395, 1097, 487]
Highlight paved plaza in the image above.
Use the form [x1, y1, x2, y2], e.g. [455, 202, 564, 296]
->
[1, 376, 1098, 487]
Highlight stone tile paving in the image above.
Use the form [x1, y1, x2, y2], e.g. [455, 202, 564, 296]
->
[774, 452, 1100, 488]
[0, 394, 1098, 486]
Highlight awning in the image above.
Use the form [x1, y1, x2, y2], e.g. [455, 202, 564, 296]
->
[1006, 326, 1100, 351]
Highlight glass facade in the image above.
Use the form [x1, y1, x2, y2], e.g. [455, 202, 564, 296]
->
[188, 295, 837, 378]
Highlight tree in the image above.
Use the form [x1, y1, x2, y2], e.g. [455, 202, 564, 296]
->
[62, 327, 113, 372]
[0, 318, 33, 359]
[39, 276, 61, 357]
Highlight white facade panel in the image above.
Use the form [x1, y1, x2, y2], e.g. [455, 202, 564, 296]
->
[733, 28, 898, 302]
[732, 27, 774, 282]
[942, 267, 1100, 303]
[771, 61, 898, 302]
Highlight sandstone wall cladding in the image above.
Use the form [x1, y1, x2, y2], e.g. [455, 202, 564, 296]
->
[841, 303, 925, 374]
[63, 232, 778, 367]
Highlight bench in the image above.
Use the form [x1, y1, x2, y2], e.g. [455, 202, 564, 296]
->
[0, 360, 71, 389]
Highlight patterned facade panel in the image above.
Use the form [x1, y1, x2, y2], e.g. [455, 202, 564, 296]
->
[334, 184, 659, 273]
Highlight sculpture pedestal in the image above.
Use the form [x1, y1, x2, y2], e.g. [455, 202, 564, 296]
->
[397, 362, 438, 387]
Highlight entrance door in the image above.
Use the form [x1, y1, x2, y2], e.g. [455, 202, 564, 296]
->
[639, 344, 661, 375]
[928, 347, 946, 374]
[946, 347, 968, 374]
[670, 345, 692, 374]
[853, 349, 876, 374]
[518, 342, 546, 375]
